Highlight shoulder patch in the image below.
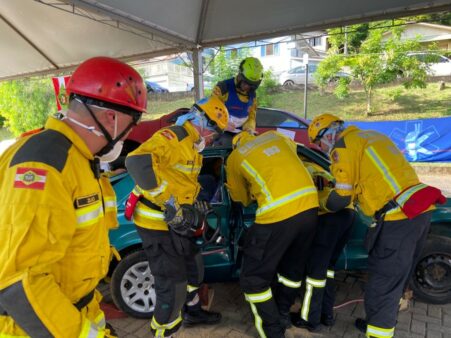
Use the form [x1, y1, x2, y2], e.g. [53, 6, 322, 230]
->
[10, 130, 71, 172]
[160, 129, 176, 140]
[14, 167, 47, 190]
[167, 125, 188, 141]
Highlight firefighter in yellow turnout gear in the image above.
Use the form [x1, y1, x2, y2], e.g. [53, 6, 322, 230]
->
[226, 131, 318, 338]
[291, 161, 356, 331]
[125, 97, 229, 338]
[307, 114, 445, 338]
[0, 57, 147, 338]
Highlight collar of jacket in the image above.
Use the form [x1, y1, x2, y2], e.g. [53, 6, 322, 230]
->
[341, 125, 359, 138]
[45, 116, 94, 160]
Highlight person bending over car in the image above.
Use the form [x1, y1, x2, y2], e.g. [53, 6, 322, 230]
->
[225, 130, 318, 338]
[125, 96, 229, 338]
[307, 113, 446, 338]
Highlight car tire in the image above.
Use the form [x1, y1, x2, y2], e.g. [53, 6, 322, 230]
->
[111, 250, 155, 319]
[410, 235, 451, 304]
[283, 80, 295, 87]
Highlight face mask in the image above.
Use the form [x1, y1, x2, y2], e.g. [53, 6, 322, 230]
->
[194, 137, 205, 153]
[98, 140, 124, 162]
[320, 129, 337, 155]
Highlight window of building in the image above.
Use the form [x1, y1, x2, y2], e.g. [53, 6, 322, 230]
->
[308, 37, 322, 47]
[260, 43, 280, 57]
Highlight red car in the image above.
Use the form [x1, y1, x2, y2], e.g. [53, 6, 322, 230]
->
[127, 107, 319, 150]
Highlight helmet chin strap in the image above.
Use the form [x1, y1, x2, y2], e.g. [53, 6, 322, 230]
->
[81, 101, 134, 156]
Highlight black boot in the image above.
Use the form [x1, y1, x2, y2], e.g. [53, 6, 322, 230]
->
[183, 303, 222, 326]
[290, 313, 321, 332]
[355, 318, 367, 334]
[279, 311, 292, 329]
[320, 313, 335, 326]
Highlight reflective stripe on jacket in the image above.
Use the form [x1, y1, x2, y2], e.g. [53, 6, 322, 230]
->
[126, 123, 202, 231]
[226, 131, 318, 224]
[0, 117, 113, 337]
[329, 126, 424, 220]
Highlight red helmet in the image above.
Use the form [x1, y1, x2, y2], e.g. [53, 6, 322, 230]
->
[67, 56, 147, 114]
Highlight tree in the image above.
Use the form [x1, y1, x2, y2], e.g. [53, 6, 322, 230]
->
[0, 77, 57, 135]
[316, 24, 427, 116]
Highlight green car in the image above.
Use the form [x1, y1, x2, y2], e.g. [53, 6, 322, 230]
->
[108, 144, 451, 319]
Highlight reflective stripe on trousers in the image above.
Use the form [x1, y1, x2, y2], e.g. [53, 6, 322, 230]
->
[277, 273, 302, 289]
[367, 324, 394, 337]
[244, 288, 272, 338]
[150, 313, 182, 338]
[301, 276, 326, 321]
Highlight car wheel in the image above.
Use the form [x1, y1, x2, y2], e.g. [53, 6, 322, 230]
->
[283, 80, 295, 87]
[410, 235, 451, 304]
[111, 250, 155, 318]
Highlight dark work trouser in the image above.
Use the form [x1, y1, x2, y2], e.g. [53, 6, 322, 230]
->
[136, 227, 203, 338]
[364, 211, 432, 338]
[240, 208, 317, 338]
[300, 209, 355, 326]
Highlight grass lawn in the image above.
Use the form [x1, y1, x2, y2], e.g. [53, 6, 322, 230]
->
[145, 82, 451, 121]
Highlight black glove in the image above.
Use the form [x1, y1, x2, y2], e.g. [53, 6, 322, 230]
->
[164, 196, 202, 237]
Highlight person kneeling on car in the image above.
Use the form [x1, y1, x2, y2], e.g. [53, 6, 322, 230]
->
[307, 113, 446, 338]
[125, 96, 229, 338]
[225, 130, 319, 338]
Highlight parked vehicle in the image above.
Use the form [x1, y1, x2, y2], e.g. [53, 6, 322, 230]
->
[279, 64, 350, 87]
[145, 80, 169, 93]
[127, 107, 317, 150]
[108, 139, 451, 319]
[407, 52, 451, 77]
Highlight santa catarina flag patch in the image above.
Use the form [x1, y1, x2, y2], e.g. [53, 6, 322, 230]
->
[14, 167, 47, 190]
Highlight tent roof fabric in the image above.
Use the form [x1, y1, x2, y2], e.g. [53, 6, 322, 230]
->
[1, 0, 450, 81]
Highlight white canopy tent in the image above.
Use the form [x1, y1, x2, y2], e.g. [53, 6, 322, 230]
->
[1, 0, 450, 94]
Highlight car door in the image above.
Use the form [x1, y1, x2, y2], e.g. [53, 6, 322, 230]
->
[256, 108, 310, 145]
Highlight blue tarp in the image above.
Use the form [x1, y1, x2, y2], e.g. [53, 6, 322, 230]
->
[348, 117, 451, 163]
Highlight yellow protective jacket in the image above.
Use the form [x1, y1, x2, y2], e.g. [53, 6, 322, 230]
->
[0, 117, 117, 338]
[212, 77, 257, 132]
[329, 125, 428, 221]
[125, 123, 202, 231]
[226, 131, 318, 224]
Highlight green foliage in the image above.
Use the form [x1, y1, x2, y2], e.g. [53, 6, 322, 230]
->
[318, 22, 427, 115]
[386, 88, 403, 101]
[256, 69, 278, 107]
[0, 78, 56, 135]
[208, 47, 250, 85]
[327, 24, 369, 53]
[333, 77, 351, 99]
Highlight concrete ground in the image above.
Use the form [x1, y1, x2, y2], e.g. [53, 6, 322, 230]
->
[104, 169, 451, 338]
[103, 272, 451, 338]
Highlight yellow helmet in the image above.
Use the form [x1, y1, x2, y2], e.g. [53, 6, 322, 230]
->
[232, 131, 255, 149]
[239, 57, 264, 85]
[194, 96, 229, 132]
[308, 113, 343, 143]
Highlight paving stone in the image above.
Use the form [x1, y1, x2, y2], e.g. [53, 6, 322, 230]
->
[444, 314, 451, 327]
[427, 330, 443, 338]
[411, 319, 426, 336]
[429, 305, 443, 319]
[413, 313, 442, 325]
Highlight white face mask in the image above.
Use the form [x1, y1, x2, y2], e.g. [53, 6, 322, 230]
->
[194, 137, 205, 153]
[98, 140, 124, 162]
